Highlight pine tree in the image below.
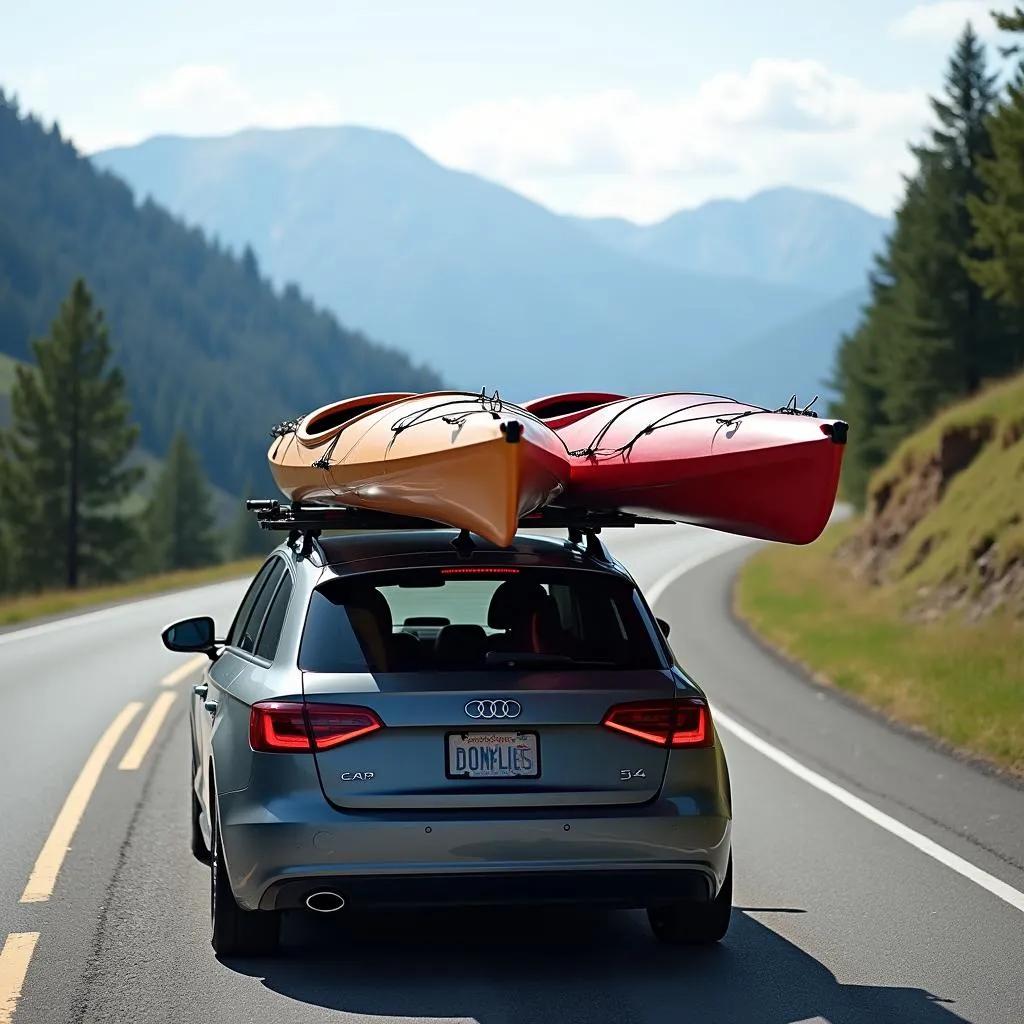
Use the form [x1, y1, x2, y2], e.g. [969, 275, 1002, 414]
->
[0, 278, 143, 590]
[886, 25, 1001, 416]
[142, 431, 221, 573]
[964, 6, 1024, 379]
[829, 23, 1012, 505]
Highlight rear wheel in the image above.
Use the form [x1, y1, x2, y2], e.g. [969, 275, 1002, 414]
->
[647, 857, 732, 946]
[210, 807, 280, 956]
[189, 748, 211, 864]
[190, 788, 211, 864]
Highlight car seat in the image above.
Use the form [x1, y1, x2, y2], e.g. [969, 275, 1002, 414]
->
[486, 579, 549, 653]
[434, 624, 489, 670]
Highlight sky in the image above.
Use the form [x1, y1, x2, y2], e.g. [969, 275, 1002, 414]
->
[0, 1, 1014, 222]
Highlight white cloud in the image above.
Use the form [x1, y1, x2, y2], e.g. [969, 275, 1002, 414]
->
[76, 65, 343, 151]
[414, 59, 930, 221]
[252, 91, 344, 129]
[74, 58, 933, 222]
[138, 65, 248, 112]
[890, 2, 1001, 41]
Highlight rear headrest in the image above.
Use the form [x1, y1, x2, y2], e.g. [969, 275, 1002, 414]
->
[487, 580, 548, 629]
[345, 588, 392, 634]
[346, 607, 390, 670]
[531, 595, 565, 654]
[434, 624, 488, 667]
[533, 594, 561, 630]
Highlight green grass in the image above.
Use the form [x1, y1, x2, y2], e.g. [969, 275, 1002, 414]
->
[0, 557, 264, 627]
[735, 373, 1024, 774]
[736, 521, 1024, 774]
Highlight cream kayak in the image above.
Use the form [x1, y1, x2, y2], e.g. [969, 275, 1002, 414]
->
[267, 391, 570, 547]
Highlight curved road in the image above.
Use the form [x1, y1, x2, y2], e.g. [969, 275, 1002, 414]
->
[1, 525, 1022, 1024]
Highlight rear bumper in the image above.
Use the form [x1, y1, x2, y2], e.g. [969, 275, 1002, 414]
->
[217, 788, 732, 912]
[262, 865, 717, 911]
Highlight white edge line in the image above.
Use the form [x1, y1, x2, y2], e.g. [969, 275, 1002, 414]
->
[713, 709, 1024, 914]
[650, 541, 1024, 916]
[0, 577, 247, 648]
[645, 535, 754, 607]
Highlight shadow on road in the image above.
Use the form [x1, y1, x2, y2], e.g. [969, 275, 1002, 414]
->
[225, 905, 966, 1024]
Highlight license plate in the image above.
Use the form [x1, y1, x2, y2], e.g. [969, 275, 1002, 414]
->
[446, 731, 540, 779]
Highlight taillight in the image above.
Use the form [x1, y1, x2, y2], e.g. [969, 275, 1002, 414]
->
[249, 701, 383, 753]
[602, 699, 713, 748]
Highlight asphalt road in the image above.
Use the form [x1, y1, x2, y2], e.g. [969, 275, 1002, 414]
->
[1, 525, 1022, 1024]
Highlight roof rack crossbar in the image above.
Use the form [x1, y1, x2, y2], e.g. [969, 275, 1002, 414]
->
[244, 499, 675, 535]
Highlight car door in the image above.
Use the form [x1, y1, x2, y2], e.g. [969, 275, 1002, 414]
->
[195, 557, 283, 817]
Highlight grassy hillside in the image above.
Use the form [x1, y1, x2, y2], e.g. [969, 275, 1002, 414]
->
[0, 94, 443, 500]
[851, 374, 1024, 604]
[735, 373, 1024, 774]
[0, 556, 263, 627]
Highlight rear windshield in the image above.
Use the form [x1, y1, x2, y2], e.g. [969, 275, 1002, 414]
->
[298, 567, 665, 673]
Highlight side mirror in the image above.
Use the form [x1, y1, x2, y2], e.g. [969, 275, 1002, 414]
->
[162, 615, 216, 654]
[655, 617, 671, 639]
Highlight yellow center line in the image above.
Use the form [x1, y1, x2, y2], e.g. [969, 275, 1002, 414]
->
[0, 933, 39, 1024]
[20, 703, 143, 904]
[118, 692, 178, 772]
[160, 653, 207, 687]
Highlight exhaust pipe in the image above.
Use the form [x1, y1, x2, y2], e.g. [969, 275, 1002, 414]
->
[305, 890, 346, 913]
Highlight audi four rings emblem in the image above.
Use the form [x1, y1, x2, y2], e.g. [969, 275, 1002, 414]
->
[465, 699, 522, 719]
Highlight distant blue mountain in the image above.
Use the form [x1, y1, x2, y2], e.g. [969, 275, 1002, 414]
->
[571, 187, 890, 295]
[691, 286, 869, 410]
[96, 128, 876, 399]
[94, 127, 849, 402]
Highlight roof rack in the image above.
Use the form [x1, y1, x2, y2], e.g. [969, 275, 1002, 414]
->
[245, 499, 674, 562]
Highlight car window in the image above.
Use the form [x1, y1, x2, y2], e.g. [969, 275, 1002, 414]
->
[298, 566, 665, 674]
[226, 559, 279, 648]
[255, 572, 293, 662]
[239, 560, 286, 654]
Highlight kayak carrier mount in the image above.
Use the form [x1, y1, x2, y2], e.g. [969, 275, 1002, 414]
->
[245, 500, 674, 562]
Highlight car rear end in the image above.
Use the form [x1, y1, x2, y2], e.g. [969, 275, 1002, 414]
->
[216, 537, 732, 916]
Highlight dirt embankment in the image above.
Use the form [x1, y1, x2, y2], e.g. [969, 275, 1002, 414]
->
[835, 375, 1024, 621]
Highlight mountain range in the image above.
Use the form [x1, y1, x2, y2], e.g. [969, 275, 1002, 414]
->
[571, 187, 887, 295]
[95, 127, 887, 407]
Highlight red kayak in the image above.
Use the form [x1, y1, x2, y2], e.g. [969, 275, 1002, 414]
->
[521, 392, 848, 545]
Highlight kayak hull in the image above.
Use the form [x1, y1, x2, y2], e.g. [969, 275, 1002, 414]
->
[534, 393, 847, 545]
[268, 391, 570, 547]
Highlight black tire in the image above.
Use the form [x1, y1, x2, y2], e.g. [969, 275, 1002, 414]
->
[647, 857, 732, 946]
[191, 787, 212, 864]
[210, 808, 280, 957]
[190, 749, 211, 864]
